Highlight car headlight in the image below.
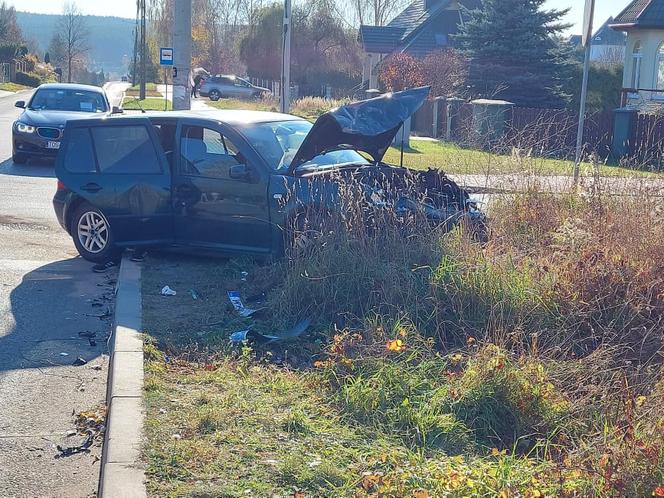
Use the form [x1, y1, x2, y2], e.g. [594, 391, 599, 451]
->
[16, 122, 35, 134]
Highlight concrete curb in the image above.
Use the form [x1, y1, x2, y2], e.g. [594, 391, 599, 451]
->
[99, 254, 147, 498]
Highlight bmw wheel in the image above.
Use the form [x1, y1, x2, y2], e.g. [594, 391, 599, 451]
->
[71, 204, 119, 263]
[209, 90, 221, 101]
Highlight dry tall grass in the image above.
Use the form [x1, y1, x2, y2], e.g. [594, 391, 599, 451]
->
[257, 172, 664, 495]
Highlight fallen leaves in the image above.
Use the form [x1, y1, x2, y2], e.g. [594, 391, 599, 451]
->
[386, 339, 405, 352]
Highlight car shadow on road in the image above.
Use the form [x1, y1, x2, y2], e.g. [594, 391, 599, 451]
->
[0, 257, 115, 374]
[0, 157, 56, 178]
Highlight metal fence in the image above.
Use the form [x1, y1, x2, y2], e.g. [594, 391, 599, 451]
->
[0, 63, 9, 83]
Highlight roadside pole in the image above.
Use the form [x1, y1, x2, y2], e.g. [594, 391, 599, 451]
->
[160, 47, 173, 111]
[574, 0, 595, 186]
[280, 0, 292, 114]
[172, 0, 191, 111]
[139, 0, 146, 100]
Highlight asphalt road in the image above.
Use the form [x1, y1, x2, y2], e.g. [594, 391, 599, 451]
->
[0, 82, 128, 498]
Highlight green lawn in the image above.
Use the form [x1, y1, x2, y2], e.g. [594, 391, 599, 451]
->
[206, 97, 277, 113]
[128, 82, 158, 92]
[122, 97, 171, 111]
[0, 82, 32, 92]
[382, 139, 660, 177]
[126, 82, 162, 98]
[206, 98, 659, 178]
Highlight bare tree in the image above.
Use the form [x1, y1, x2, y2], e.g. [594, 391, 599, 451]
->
[347, 0, 408, 26]
[55, 2, 89, 83]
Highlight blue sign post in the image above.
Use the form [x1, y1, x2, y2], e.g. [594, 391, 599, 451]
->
[159, 48, 174, 66]
[159, 48, 173, 110]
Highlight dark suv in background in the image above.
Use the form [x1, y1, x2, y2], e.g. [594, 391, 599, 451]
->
[12, 83, 118, 164]
[199, 75, 270, 101]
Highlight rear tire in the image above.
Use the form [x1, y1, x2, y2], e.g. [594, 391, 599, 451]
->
[70, 203, 120, 263]
[209, 90, 221, 101]
[12, 152, 27, 165]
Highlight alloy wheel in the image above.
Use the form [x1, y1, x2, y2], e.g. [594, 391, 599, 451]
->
[77, 211, 109, 254]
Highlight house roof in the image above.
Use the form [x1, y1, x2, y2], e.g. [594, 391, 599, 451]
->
[359, 0, 481, 55]
[611, 0, 664, 29]
[359, 25, 406, 53]
[593, 18, 627, 45]
[568, 34, 582, 47]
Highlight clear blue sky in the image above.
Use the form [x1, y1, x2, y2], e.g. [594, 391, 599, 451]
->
[12, 0, 632, 34]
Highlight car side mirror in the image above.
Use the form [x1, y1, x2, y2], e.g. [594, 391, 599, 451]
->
[229, 164, 251, 181]
[111, 106, 123, 114]
[15, 101, 25, 109]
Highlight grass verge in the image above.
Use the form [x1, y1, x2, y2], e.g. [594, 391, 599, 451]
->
[122, 96, 172, 111]
[126, 82, 162, 97]
[142, 256, 560, 497]
[142, 177, 664, 497]
[0, 82, 31, 92]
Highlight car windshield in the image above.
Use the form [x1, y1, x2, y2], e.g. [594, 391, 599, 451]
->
[29, 88, 108, 113]
[242, 120, 369, 171]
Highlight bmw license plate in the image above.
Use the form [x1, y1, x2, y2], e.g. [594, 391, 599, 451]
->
[46, 141, 61, 149]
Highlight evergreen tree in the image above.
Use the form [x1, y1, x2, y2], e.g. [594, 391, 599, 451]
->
[456, 0, 572, 108]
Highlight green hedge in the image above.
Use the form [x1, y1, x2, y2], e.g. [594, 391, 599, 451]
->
[14, 71, 42, 88]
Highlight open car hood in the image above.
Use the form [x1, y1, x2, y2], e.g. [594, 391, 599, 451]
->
[288, 86, 430, 173]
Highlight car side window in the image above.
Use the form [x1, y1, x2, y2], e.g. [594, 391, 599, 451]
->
[179, 125, 244, 179]
[91, 125, 161, 174]
[152, 123, 177, 169]
[63, 127, 96, 173]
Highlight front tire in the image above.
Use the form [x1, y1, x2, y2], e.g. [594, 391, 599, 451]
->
[70, 204, 119, 263]
[12, 152, 27, 165]
[209, 90, 221, 101]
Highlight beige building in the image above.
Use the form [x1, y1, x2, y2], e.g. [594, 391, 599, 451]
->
[611, 0, 664, 105]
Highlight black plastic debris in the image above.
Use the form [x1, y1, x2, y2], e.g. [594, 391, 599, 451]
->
[72, 357, 87, 366]
[229, 318, 312, 345]
[55, 433, 93, 458]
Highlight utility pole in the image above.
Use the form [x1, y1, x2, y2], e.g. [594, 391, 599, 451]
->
[574, 0, 595, 187]
[132, 25, 138, 86]
[172, 0, 191, 110]
[139, 0, 147, 100]
[280, 0, 292, 114]
[132, 0, 138, 86]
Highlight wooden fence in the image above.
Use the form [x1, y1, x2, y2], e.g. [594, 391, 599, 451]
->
[629, 113, 664, 165]
[411, 100, 615, 160]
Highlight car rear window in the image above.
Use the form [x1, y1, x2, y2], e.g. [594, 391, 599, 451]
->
[63, 128, 96, 173]
[91, 126, 161, 174]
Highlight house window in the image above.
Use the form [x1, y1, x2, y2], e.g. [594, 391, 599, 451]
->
[656, 43, 664, 98]
[631, 41, 642, 90]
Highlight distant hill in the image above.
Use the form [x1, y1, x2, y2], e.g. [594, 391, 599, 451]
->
[16, 12, 135, 76]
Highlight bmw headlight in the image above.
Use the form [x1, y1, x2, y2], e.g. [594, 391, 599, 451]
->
[16, 122, 35, 133]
